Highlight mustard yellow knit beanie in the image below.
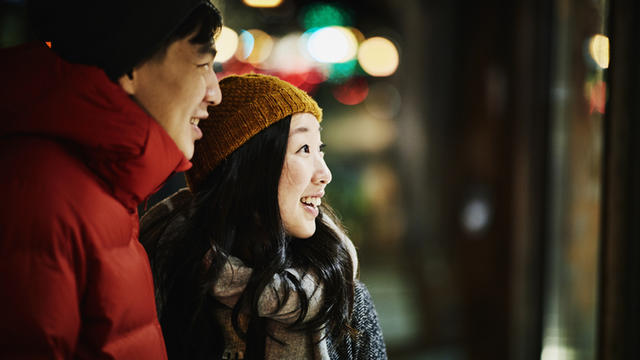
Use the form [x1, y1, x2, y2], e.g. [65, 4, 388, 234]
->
[186, 74, 323, 192]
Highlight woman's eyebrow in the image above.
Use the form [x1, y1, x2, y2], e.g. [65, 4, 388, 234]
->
[291, 126, 310, 135]
[290, 125, 322, 136]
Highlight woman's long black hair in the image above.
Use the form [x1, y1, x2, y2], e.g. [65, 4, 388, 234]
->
[142, 116, 355, 359]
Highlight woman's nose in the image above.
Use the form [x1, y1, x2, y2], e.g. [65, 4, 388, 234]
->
[315, 157, 332, 185]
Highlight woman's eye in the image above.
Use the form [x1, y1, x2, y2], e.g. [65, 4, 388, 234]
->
[319, 144, 326, 153]
[298, 144, 310, 153]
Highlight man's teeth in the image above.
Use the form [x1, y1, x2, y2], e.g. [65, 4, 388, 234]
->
[301, 196, 321, 207]
[190, 117, 200, 126]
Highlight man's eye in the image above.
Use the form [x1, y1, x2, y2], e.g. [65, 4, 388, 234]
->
[199, 63, 211, 70]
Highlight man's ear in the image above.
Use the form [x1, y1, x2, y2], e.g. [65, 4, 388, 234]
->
[118, 71, 136, 95]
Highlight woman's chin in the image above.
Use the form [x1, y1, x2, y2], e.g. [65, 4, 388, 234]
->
[286, 223, 316, 239]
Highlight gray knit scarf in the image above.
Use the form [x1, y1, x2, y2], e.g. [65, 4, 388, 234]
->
[144, 189, 359, 360]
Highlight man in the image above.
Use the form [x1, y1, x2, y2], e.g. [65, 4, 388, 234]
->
[0, 1, 222, 358]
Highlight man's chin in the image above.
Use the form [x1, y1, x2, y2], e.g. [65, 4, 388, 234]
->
[178, 144, 195, 160]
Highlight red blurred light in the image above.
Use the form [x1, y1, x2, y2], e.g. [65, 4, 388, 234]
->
[332, 77, 369, 105]
[589, 81, 606, 114]
[278, 73, 307, 87]
[305, 69, 327, 84]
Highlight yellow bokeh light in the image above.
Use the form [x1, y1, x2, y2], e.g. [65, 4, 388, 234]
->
[589, 34, 609, 69]
[247, 29, 273, 65]
[243, 0, 283, 8]
[235, 29, 273, 65]
[349, 27, 365, 44]
[215, 26, 238, 63]
[358, 37, 399, 77]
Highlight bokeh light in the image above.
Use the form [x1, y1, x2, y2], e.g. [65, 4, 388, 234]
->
[364, 81, 402, 119]
[588, 80, 607, 114]
[242, 0, 283, 8]
[307, 26, 358, 63]
[237, 29, 273, 66]
[461, 197, 492, 234]
[360, 163, 406, 245]
[324, 108, 396, 153]
[214, 26, 238, 63]
[301, 3, 352, 29]
[328, 60, 358, 82]
[304, 68, 328, 84]
[235, 30, 254, 61]
[333, 77, 369, 105]
[358, 36, 400, 77]
[588, 34, 609, 69]
[264, 33, 315, 73]
[349, 27, 365, 44]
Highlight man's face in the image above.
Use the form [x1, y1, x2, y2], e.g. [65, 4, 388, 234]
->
[120, 32, 222, 160]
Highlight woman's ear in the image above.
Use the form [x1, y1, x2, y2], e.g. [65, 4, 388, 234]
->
[117, 71, 136, 95]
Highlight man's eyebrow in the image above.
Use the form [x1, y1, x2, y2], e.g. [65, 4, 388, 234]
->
[197, 42, 217, 57]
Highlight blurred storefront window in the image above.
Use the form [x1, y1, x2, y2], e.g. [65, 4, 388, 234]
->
[541, 0, 609, 359]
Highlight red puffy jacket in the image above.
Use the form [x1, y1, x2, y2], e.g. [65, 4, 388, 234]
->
[0, 43, 191, 359]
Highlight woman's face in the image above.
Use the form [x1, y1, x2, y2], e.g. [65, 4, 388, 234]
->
[278, 112, 332, 239]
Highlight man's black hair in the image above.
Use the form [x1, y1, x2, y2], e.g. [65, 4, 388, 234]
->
[151, 3, 222, 63]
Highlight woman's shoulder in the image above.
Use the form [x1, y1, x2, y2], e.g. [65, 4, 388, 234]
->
[327, 281, 388, 360]
[141, 188, 193, 227]
[140, 188, 193, 254]
[352, 281, 384, 340]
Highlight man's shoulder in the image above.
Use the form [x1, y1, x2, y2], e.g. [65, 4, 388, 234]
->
[0, 136, 122, 220]
[0, 136, 135, 253]
[2, 136, 100, 189]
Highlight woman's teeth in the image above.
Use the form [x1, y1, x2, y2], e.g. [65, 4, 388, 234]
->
[301, 196, 321, 207]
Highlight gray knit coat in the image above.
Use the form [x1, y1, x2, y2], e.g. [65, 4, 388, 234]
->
[141, 189, 388, 360]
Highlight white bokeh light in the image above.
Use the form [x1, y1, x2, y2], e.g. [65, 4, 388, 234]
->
[264, 33, 315, 73]
[214, 26, 238, 63]
[307, 26, 358, 63]
[461, 197, 491, 233]
[589, 34, 609, 69]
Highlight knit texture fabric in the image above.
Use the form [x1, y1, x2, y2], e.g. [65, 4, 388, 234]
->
[326, 283, 388, 360]
[186, 74, 323, 192]
[140, 189, 388, 360]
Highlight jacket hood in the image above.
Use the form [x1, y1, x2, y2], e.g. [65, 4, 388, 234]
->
[0, 42, 191, 210]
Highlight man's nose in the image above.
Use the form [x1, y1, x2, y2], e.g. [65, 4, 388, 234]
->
[205, 70, 222, 106]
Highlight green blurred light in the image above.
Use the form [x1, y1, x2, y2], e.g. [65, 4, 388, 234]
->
[301, 3, 352, 29]
[327, 59, 358, 83]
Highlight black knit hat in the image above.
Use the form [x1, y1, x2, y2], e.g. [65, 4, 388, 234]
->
[27, 0, 219, 81]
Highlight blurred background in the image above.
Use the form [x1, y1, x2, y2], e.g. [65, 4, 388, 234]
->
[2, 0, 638, 359]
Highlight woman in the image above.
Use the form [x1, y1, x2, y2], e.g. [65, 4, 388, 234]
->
[141, 74, 386, 360]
